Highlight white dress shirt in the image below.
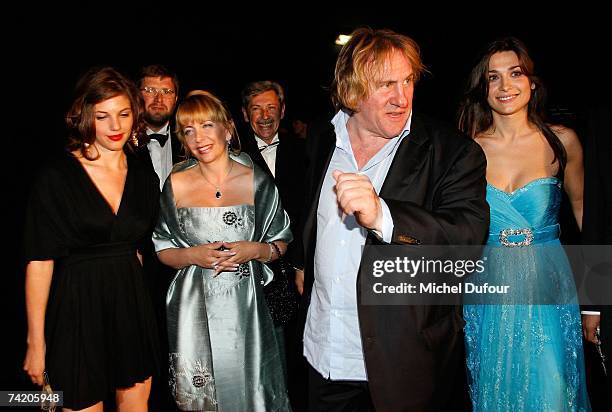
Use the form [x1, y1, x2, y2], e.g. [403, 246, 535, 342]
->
[146, 124, 173, 189]
[303, 110, 411, 380]
[255, 134, 279, 177]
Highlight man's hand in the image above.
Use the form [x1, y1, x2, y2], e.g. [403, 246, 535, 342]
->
[582, 314, 601, 344]
[333, 170, 382, 232]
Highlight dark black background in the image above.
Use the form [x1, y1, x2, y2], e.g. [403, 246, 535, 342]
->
[4, 7, 608, 409]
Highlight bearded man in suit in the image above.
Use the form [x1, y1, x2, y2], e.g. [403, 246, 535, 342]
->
[136, 64, 182, 411]
[137, 64, 182, 188]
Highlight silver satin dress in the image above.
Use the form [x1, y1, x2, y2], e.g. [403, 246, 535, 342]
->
[153, 154, 292, 412]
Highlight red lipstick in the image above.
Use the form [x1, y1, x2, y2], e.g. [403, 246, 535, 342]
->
[108, 134, 124, 141]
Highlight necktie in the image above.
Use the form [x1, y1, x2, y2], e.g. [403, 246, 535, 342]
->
[258, 141, 280, 152]
[149, 133, 169, 147]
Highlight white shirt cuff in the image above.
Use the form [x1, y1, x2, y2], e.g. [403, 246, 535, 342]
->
[581, 311, 601, 315]
[370, 199, 394, 243]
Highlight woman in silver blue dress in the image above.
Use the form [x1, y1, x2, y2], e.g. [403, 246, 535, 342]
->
[153, 90, 292, 411]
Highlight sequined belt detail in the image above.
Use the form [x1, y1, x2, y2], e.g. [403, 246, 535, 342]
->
[488, 224, 560, 247]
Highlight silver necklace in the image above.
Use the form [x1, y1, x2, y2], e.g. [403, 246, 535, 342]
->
[199, 161, 234, 199]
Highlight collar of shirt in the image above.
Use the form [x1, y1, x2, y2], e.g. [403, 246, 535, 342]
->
[331, 109, 412, 171]
[255, 133, 279, 150]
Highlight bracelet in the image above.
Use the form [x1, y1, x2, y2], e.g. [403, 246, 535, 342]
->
[269, 242, 282, 260]
[265, 242, 274, 263]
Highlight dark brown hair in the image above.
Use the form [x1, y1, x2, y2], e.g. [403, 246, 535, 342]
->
[139, 64, 180, 96]
[66, 66, 144, 160]
[458, 37, 566, 172]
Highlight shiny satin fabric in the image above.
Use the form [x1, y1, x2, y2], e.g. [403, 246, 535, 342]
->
[464, 177, 591, 411]
[153, 153, 292, 411]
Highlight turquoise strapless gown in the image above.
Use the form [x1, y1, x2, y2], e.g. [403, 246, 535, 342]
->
[464, 177, 591, 411]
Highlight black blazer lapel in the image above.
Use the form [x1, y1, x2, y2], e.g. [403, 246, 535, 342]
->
[302, 127, 336, 254]
[134, 144, 154, 170]
[379, 114, 431, 200]
[170, 133, 183, 165]
[242, 134, 273, 177]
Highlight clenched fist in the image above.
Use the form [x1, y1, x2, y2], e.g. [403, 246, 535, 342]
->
[333, 170, 382, 232]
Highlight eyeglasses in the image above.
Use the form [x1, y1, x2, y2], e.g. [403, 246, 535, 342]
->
[141, 86, 176, 96]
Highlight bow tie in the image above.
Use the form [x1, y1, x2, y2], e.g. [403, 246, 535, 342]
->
[149, 133, 169, 147]
[258, 141, 280, 152]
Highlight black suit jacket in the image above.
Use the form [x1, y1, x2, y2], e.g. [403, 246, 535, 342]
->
[134, 129, 183, 289]
[301, 112, 489, 411]
[134, 130, 183, 373]
[242, 131, 307, 267]
[135, 131, 183, 175]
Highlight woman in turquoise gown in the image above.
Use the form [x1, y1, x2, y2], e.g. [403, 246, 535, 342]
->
[153, 90, 292, 411]
[459, 37, 591, 411]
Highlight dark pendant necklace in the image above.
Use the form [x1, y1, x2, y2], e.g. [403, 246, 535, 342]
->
[199, 160, 233, 199]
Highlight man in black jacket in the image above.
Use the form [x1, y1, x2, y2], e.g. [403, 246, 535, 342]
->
[241, 81, 306, 245]
[301, 28, 488, 411]
[137, 64, 182, 188]
[241, 80, 308, 410]
[136, 64, 182, 411]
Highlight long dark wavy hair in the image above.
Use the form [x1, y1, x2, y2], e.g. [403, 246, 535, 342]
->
[458, 37, 566, 174]
[66, 66, 144, 160]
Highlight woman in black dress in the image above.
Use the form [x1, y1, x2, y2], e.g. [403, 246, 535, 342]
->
[23, 67, 160, 411]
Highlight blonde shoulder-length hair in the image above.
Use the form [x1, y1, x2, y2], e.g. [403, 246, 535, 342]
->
[175, 90, 241, 155]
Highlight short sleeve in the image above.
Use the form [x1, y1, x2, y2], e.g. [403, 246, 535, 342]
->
[23, 167, 70, 261]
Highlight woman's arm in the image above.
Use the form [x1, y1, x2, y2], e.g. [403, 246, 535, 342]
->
[557, 126, 584, 230]
[23, 260, 54, 386]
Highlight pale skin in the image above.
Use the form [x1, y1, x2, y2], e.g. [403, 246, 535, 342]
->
[475, 51, 593, 342]
[157, 118, 286, 275]
[141, 76, 178, 132]
[295, 52, 415, 295]
[333, 49, 415, 235]
[242, 89, 285, 144]
[23, 95, 151, 411]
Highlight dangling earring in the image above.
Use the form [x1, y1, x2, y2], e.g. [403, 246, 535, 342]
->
[131, 131, 139, 147]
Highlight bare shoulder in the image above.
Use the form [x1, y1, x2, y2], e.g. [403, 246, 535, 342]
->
[473, 133, 489, 146]
[233, 160, 253, 176]
[170, 166, 198, 192]
[550, 124, 581, 150]
[230, 161, 254, 186]
[473, 131, 498, 153]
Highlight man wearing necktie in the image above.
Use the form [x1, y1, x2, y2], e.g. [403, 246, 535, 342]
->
[137, 64, 182, 189]
[241, 80, 308, 411]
